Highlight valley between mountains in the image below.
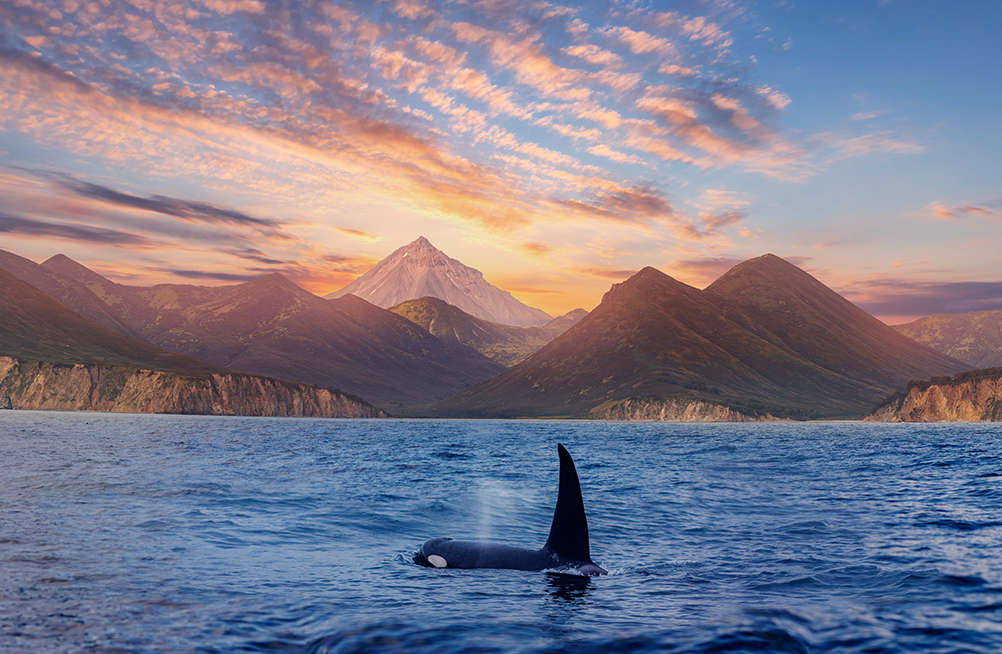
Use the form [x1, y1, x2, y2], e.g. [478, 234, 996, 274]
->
[2, 237, 1000, 421]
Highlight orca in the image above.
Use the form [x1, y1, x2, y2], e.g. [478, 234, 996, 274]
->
[414, 443, 607, 576]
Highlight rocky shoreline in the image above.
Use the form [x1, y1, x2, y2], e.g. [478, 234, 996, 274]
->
[0, 356, 385, 418]
[866, 369, 1002, 422]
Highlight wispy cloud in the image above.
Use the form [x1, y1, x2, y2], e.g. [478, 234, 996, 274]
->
[0, 211, 156, 246]
[0, 0, 811, 242]
[845, 278, 1002, 321]
[1, 0, 958, 310]
[927, 202, 1002, 221]
[574, 265, 638, 280]
[665, 257, 744, 286]
[51, 176, 291, 238]
[0, 166, 368, 292]
[336, 228, 382, 240]
[816, 130, 925, 161]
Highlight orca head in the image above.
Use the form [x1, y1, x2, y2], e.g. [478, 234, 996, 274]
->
[413, 537, 452, 568]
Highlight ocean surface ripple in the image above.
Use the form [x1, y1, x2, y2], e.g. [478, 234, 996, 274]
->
[2, 413, 1002, 653]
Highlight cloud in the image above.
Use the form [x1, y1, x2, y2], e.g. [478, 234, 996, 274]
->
[574, 265, 638, 280]
[553, 184, 674, 225]
[666, 257, 744, 286]
[699, 210, 744, 232]
[927, 202, 1001, 221]
[167, 269, 262, 282]
[52, 176, 291, 236]
[587, 144, 646, 165]
[337, 227, 382, 240]
[0, 0, 824, 272]
[0, 211, 155, 246]
[504, 285, 566, 295]
[821, 131, 925, 160]
[520, 242, 554, 257]
[562, 44, 622, 67]
[847, 279, 1002, 320]
[602, 26, 678, 58]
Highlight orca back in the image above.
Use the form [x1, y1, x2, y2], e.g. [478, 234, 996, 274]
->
[544, 443, 592, 564]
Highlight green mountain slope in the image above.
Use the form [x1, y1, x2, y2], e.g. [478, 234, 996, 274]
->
[0, 249, 147, 342]
[41, 253, 223, 340]
[0, 267, 226, 374]
[893, 311, 1002, 368]
[390, 296, 586, 367]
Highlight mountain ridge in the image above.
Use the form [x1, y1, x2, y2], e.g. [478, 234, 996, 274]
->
[0, 267, 384, 418]
[389, 296, 586, 367]
[0, 249, 148, 342]
[893, 310, 1002, 369]
[435, 257, 967, 419]
[26, 254, 506, 414]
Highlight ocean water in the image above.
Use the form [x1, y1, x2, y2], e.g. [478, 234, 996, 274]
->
[2, 412, 1002, 653]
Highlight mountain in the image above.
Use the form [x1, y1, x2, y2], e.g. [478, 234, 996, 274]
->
[109, 273, 503, 414]
[37, 253, 504, 413]
[0, 267, 382, 417]
[41, 253, 223, 340]
[702, 254, 962, 392]
[893, 311, 1002, 368]
[389, 296, 587, 367]
[0, 266, 218, 373]
[326, 237, 551, 326]
[435, 256, 967, 420]
[0, 249, 147, 342]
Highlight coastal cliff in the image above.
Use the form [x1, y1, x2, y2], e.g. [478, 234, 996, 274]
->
[0, 357, 385, 418]
[604, 398, 784, 422]
[866, 368, 1002, 422]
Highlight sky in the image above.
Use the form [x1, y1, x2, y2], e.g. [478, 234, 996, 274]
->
[1, 0, 1000, 324]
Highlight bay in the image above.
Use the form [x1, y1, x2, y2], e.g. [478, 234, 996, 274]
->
[2, 411, 1002, 653]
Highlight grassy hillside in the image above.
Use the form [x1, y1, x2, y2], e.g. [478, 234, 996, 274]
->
[390, 296, 585, 367]
[893, 311, 1002, 368]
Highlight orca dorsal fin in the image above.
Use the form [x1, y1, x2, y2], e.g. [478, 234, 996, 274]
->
[544, 443, 592, 563]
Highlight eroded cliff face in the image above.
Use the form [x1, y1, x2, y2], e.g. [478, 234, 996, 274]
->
[0, 357, 385, 418]
[603, 398, 784, 422]
[866, 376, 1002, 422]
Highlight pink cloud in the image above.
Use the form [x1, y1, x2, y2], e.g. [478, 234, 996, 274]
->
[927, 202, 1001, 221]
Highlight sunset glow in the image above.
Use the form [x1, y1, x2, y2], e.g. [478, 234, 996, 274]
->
[2, 0, 1000, 322]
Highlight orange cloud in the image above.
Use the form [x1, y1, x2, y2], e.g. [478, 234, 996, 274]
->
[664, 257, 743, 287]
[603, 26, 678, 57]
[927, 202, 1001, 221]
[574, 265, 638, 280]
[520, 242, 554, 257]
[337, 228, 382, 240]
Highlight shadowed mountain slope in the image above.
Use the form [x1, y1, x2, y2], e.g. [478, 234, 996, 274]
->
[37, 254, 503, 413]
[115, 274, 503, 414]
[436, 258, 966, 420]
[42, 253, 223, 340]
[893, 310, 1002, 369]
[0, 267, 225, 374]
[390, 296, 587, 367]
[0, 267, 383, 417]
[327, 237, 551, 326]
[703, 254, 963, 390]
[0, 249, 147, 342]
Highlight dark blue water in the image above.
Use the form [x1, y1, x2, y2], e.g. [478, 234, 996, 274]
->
[2, 413, 1002, 653]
